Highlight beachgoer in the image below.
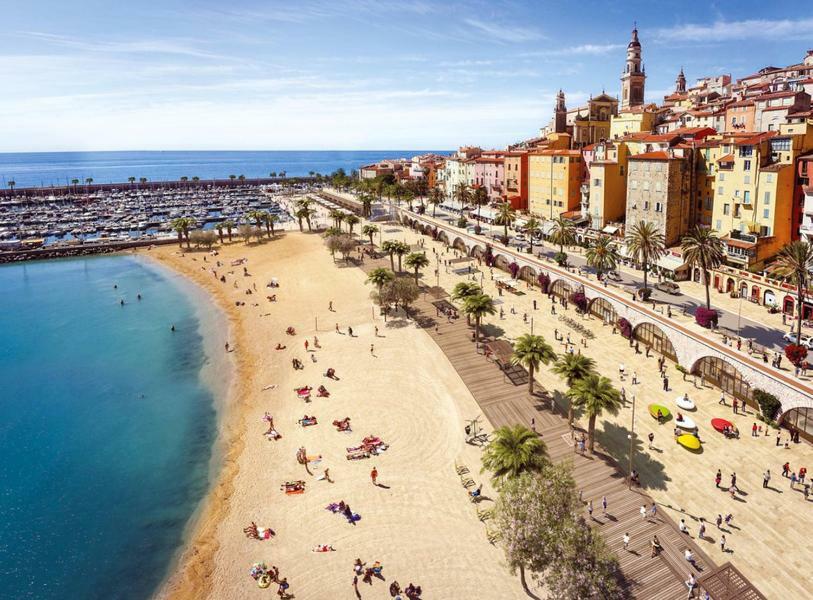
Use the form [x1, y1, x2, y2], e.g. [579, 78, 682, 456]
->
[371, 466, 378, 486]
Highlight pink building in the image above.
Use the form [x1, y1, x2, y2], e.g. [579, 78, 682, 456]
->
[473, 156, 505, 202]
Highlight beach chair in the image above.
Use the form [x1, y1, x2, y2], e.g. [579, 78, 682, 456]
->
[454, 462, 470, 476]
[346, 449, 370, 461]
[486, 528, 502, 544]
[461, 477, 476, 489]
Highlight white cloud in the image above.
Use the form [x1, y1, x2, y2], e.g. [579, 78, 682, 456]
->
[523, 43, 624, 57]
[655, 18, 813, 42]
[16, 31, 226, 60]
[463, 18, 544, 43]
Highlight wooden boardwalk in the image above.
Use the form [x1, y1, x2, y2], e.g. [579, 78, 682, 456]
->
[355, 250, 719, 599]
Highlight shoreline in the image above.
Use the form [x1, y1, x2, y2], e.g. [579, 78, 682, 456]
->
[141, 247, 250, 600]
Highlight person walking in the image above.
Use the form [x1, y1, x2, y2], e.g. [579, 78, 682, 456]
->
[751, 422, 758, 437]
[715, 469, 722, 488]
[730, 472, 737, 491]
[632, 371, 638, 385]
[662, 376, 669, 391]
[601, 495, 608, 516]
[348, 326, 354, 337]
[650, 503, 658, 519]
[304, 339, 309, 352]
[640, 505, 647, 521]
[370, 466, 378, 486]
[716, 514, 723, 529]
[791, 471, 797, 489]
[763, 470, 771, 488]
[374, 326, 379, 337]
[776, 431, 782, 447]
[370, 344, 375, 355]
[732, 398, 738, 414]
[698, 518, 706, 540]
[648, 432, 655, 450]
[783, 462, 790, 477]
[329, 300, 334, 311]
[720, 534, 727, 553]
[623, 532, 630, 551]
[718, 393, 726, 405]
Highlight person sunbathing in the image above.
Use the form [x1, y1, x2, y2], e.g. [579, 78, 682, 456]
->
[286, 326, 296, 335]
[312, 544, 335, 552]
[296, 386, 312, 395]
[275, 343, 286, 350]
[333, 418, 351, 431]
[317, 385, 329, 397]
[300, 415, 317, 426]
[324, 368, 337, 379]
[243, 522, 259, 539]
[267, 294, 276, 302]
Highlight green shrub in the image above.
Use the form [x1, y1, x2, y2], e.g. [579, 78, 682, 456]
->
[456, 216, 468, 228]
[553, 251, 568, 266]
[753, 389, 781, 421]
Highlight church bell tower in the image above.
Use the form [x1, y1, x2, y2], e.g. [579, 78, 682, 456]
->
[620, 26, 645, 110]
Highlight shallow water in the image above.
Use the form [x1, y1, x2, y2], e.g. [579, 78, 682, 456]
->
[0, 255, 222, 600]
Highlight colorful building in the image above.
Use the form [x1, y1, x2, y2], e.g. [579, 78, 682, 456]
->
[503, 151, 529, 211]
[583, 140, 630, 229]
[528, 149, 584, 218]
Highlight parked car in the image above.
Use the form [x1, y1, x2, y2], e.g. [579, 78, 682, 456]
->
[514, 233, 526, 242]
[605, 271, 622, 282]
[782, 332, 813, 348]
[655, 281, 681, 295]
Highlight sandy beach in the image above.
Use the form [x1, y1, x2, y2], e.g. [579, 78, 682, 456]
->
[147, 231, 525, 599]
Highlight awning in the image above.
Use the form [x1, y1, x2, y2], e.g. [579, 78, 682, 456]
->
[602, 225, 619, 234]
[656, 254, 688, 271]
[541, 221, 557, 235]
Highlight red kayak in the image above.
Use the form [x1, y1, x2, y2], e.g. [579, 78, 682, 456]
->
[711, 418, 733, 432]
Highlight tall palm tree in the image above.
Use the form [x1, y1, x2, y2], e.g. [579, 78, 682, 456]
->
[456, 182, 472, 210]
[452, 281, 482, 325]
[345, 214, 360, 235]
[366, 267, 394, 292]
[329, 209, 345, 229]
[429, 186, 443, 217]
[263, 212, 279, 238]
[238, 174, 246, 185]
[139, 177, 148, 186]
[681, 226, 724, 310]
[625, 220, 666, 297]
[495, 202, 516, 243]
[70, 178, 80, 190]
[228, 174, 237, 185]
[462, 292, 496, 344]
[215, 222, 225, 244]
[586, 235, 620, 280]
[552, 354, 597, 426]
[773, 240, 813, 341]
[405, 252, 430, 285]
[511, 333, 557, 394]
[8, 180, 15, 193]
[525, 217, 540, 255]
[567, 374, 622, 452]
[549, 215, 575, 260]
[222, 220, 236, 242]
[180, 176, 188, 185]
[481, 425, 548, 487]
[472, 186, 489, 227]
[127, 176, 136, 187]
[170, 217, 195, 248]
[192, 176, 200, 184]
[393, 240, 410, 272]
[381, 240, 399, 271]
[361, 224, 379, 246]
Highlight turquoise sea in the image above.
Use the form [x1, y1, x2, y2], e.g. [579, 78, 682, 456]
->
[0, 255, 227, 599]
[0, 150, 448, 189]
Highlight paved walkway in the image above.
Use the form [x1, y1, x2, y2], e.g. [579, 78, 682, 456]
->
[356, 252, 719, 599]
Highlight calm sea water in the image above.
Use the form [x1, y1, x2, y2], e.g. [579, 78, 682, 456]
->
[0, 255, 224, 600]
[0, 150, 447, 189]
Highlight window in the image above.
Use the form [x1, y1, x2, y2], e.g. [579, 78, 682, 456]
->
[593, 178, 601, 187]
[739, 146, 753, 157]
[655, 202, 663, 212]
[743, 160, 751, 171]
[631, 180, 638, 189]
[723, 203, 730, 215]
[734, 206, 741, 218]
[717, 186, 724, 195]
[655, 181, 662, 192]
[772, 138, 791, 152]
[643, 181, 650, 191]
[743, 191, 751, 203]
[716, 219, 722, 230]
[763, 208, 770, 219]
[735, 190, 740, 197]
[744, 175, 751, 184]
[719, 172, 725, 181]
[764, 191, 771, 205]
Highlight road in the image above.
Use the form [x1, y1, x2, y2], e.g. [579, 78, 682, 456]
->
[427, 207, 788, 352]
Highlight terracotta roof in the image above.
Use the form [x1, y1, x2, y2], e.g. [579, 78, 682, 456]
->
[716, 153, 735, 163]
[629, 151, 670, 161]
[727, 100, 755, 108]
[561, 210, 582, 218]
[755, 90, 800, 101]
[724, 237, 756, 249]
[762, 105, 791, 112]
[735, 131, 777, 145]
[533, 149, 583, 157]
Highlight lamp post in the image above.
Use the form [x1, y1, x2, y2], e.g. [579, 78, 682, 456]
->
[627, 394, 636, 490]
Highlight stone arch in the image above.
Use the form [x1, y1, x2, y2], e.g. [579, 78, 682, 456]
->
[550, 279, 572, 299]
[589, 297, 618, 323]
[518, 265, 537, 284]
[470, 245, 485, 259]
[739, 281, 748, 297]
[726, 277, 735, 293]
[779, 407, 813, 443]
[763, 288, 776, 307]
[452, 237, 467, 252]
[632, 321, 677, 362]
[436, 230, 448, 243]
[750, 285, 760, 302]
[493, 254, 511, 271]
[691, 356, 753, 405]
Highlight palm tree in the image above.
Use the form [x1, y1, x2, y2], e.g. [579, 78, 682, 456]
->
[345, 214, 360, 235]
[269, 171, 277, 178]
[472, 186, 489, 228]
[549, 215, 575, 262]
[405, 252, 430, 285]
[525, 217, 540, 255]
[567, 374, 622, 452]
[393, 241, 410, 272]
[494, 202, 516, 243]
[170, 217, 195, 248]
[192, 176, 200, 184]
[127, 176, 136, 187]
[510, 333, 557, 394]
[366, 267, 394, 292]
[362, 224, 379, 246]
[215, 222, 225, 244]
[329, 209, 344, 229]
[180, 176, 188, 185]
[228, 174, 237, 185]
[8, 180, 15, 193]
[263, 212, 279, 238]
[773, 241, 813, 342]
[429, 186, 443, 217]
[462, 292, 496, 345]
[381, 240, 399, 271]
[139, 177, 148, 186]
[71, 178, 80, 190]
[238, 174, 246, 185]
[294, 207, 308, 231]
[681, 226, 724, 310]
[552, 354, 597, 426]
[456, 182, 472, 210]
[481, 425, 548, 487]
[586, 235, 620, 280]
[625, 220, 666, 297]
[452, 281, 482, 325]
[222, 220, 236, 242]
[85, 178, 93, 189]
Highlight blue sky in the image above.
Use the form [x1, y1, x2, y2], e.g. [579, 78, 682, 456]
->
[1, 0, 810, 152]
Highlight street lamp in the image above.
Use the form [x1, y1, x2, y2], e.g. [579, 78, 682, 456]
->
[627, 394, 636, 489]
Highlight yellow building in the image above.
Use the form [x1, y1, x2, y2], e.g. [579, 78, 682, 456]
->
[528, 150, 584, 218]
[711, 132, 795, 268]
[585, 140, 630, 229]
[610, 105, 657, 139]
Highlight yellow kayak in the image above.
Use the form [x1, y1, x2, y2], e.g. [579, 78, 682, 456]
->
[258, 574, 272, 589]
[648, 404, 671, 420]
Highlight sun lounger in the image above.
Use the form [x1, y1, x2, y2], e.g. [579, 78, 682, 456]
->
[346, 449, 370, 460]
[477, 508, 494, 522]
[486, 528, 502, 544]
[454, 462, 470, 476]
[461, 477, 476, 488]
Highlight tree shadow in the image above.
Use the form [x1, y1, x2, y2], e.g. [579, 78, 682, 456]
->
[595, 420, 671, 491]
[480, 323, 506, 338]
